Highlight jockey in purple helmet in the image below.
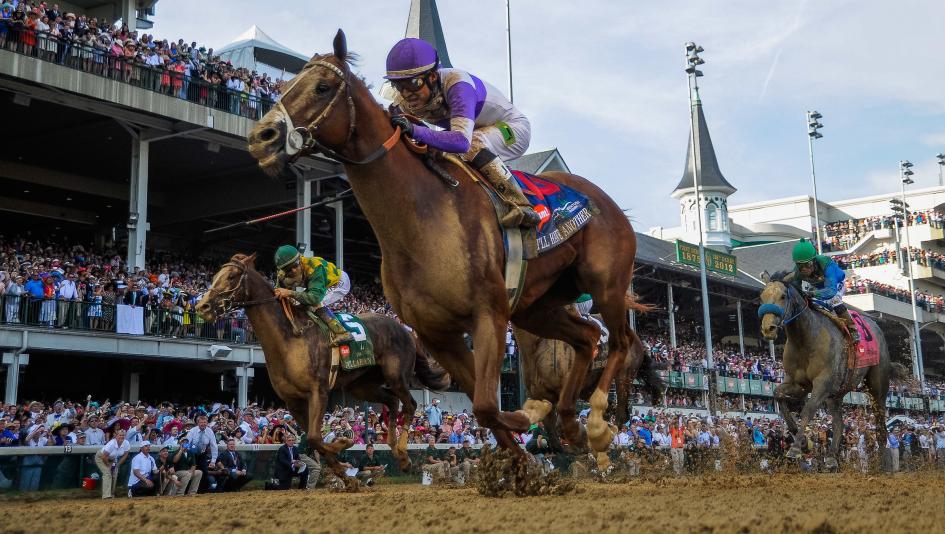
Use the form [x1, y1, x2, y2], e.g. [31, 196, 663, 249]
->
[386, 38, 539, 228]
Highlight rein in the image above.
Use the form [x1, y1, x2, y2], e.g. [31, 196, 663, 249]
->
[210, 261, 278, 316]
[276, 58, 401, 166]
[210, 261, 312, 336]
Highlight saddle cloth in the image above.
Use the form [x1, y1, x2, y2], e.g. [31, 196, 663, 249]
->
[511, 171, 597, 255]
[813, 307, 879, 368]
[471, 165, 597, 311]
[310, 311, 376, 371]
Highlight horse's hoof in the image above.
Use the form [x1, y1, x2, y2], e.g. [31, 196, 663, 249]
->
[785, 447, 801, 459]
[520, 399, 553, 425]
[595, 452, 612, 473]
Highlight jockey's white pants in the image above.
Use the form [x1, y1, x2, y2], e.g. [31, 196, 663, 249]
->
[321, 271, 350, 307]
[463, 116, 531, 163]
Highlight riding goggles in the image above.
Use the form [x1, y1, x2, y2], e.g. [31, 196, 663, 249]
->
[391, 76, 426, 93]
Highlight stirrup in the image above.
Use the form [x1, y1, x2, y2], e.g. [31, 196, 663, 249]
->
[331, 332, 354, 347]
[500, 206, 540, 228]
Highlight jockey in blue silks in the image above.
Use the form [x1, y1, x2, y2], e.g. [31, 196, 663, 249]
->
[790, 239, 859, 342]
[385, 38, 540, 228]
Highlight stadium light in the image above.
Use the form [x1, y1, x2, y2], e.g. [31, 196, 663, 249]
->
[936, 153, 944, 187]
[684, 41, 718, 416]
[806, 111, 825, 253]
[898, 160, 924, 388]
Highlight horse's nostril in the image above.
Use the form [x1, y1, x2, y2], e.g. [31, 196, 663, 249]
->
[258, 127, 279, 143]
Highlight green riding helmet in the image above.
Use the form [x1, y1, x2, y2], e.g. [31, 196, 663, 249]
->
[275, 245, 301, 270]
[791, 239, 817, 264]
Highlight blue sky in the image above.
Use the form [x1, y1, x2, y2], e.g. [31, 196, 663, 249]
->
[152, 0, 945, 230]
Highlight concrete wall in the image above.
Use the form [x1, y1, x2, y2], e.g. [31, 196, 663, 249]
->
[0, 50, 257, 139]
[0, 326, 262, 366]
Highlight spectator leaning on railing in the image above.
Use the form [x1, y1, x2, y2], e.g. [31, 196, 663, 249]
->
[0, 5, 284, 120]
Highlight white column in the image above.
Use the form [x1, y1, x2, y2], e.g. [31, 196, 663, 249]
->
[121, 0, 135, 28]
[667, 283, 677, 348]
[2, 352, 28, 405]
[736, 300, 745, 357]
[332, 200, 344, 270]
[296, 176, 311, 256]
[627, 281, 636, 330]
[236, 366, 254, 409]
[769, 340, 776, 359]
[126, 137, 150, 271]
[127, 372, 140, 403]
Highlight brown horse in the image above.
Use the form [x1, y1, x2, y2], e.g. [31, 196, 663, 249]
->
[196, 253, 450, 487]
[246, 30, 643, 461]
[516, 316, 664, 456]
[758, 272, 891, 469]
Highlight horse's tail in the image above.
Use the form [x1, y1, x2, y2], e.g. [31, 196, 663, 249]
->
[641, 354, 666, 404]
[625, 292, 655, 314]
[637, 340, 666, 405]
[413, 338, 451, 392]
[889, 361, 911, 381]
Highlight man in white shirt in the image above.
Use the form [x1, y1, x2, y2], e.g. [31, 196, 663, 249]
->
[613, 424, 632, 448]
[184, 415, 218, 492]
[128, 441, 159, 497]
[56, 273, 79, 328]
[238, 412, 257, 443]
[95, 429, 130, 499]
[83, 416, 105, 446]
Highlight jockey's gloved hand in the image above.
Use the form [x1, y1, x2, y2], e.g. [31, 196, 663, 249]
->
[390, 115, 413, 137]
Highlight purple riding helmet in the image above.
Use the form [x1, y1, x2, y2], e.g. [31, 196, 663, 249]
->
[385, 38, 439, 79]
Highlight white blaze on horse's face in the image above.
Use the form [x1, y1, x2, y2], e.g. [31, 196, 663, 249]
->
[759, 282, 787, 341]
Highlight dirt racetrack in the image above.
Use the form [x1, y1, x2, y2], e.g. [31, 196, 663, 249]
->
[0, 473, 941, 533]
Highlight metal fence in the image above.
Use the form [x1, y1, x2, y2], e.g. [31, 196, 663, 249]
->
[0, 294, 256, 344]
[0, 20, 275, 120]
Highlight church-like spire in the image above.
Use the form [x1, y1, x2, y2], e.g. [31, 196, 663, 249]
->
[672, 87, 736, 197]
[405, 0, 453, 68]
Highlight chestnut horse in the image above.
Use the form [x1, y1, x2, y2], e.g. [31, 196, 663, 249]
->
[246, 30, 643, 462]
[196, 253, 450, 487]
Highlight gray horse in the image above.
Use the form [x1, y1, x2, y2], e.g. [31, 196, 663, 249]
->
[758, 272, 890, 469]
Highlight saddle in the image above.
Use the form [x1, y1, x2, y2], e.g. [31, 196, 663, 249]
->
[393, 114, 598, 312]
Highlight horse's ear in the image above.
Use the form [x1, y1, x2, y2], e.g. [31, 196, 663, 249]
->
[332, 29, 347, 61]
[245, 252, 258, 268]
[760, 270, 770, 284]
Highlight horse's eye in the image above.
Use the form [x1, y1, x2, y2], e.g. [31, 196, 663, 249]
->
[315, 82, 331, 95]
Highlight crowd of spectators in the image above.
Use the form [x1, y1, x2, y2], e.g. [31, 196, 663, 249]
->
[0, 235, 402, 343]
[641, 332, 783, 381]
[600, 406, 945, 474]
[820, 210, 945, 252]
[844, 278, 945, 313]
[0, 1, 285, 119]
[834, 246, 945, 271]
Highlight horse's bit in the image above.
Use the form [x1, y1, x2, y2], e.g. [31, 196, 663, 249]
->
[275, 59, 400, 166]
